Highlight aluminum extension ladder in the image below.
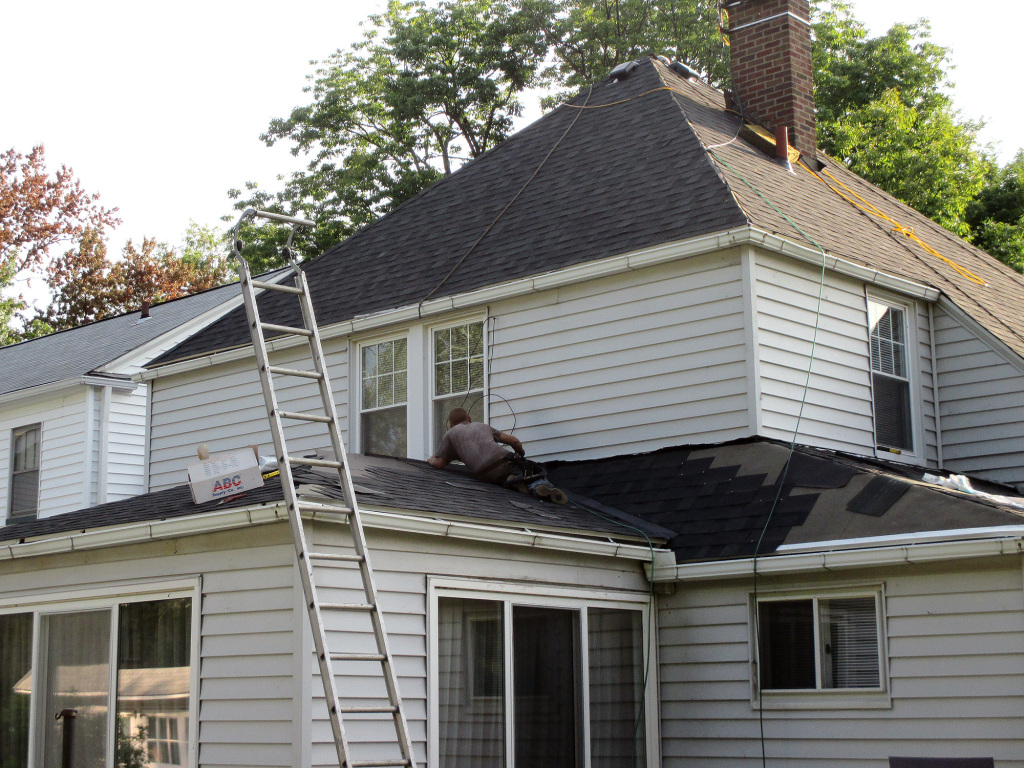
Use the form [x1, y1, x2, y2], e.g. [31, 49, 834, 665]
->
[231, 208, 416, 768]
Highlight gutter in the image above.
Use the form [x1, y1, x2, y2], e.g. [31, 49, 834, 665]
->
[0, 500, 659, 563]
[138, 226, 939, 382]
[0, 375, 137, 406]
[652, 528, 1024, 582]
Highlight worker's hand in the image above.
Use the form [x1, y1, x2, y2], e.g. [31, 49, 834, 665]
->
[514, 444, 526, 457]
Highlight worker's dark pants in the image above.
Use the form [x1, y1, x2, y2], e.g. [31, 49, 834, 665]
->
[476, 455, 547, 488]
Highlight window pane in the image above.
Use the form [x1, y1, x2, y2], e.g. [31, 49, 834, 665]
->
[513, 606, 579, 768]
[822, 597, 880, 689]
[41, 610, 111, 768]
[438, 598, 505, 768]
[873, 373, 913, 450]
[116, 598, 192, 768]
[588, 608, 644, 768]
[10, 471, 39, 518]
[12, 426, 40, 472]
[758, 600, 815, 690]
[432, 395, 485, 453]
[361, 407, 407, 457]
[0, 613, 32, 768]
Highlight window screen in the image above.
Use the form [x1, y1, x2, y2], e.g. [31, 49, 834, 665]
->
[9, 424, 41, 518]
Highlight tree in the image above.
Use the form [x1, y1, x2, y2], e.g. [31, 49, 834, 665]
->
[44, 223, 232, 331]
[522, 0, 728, 102]
[810, 2, 988, 236]
[0, 145, 118, 343]
[230, 0, 547, 270]
[965, 150, 1024, 273]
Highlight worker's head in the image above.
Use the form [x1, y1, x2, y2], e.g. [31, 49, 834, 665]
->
[448, 407, 471, 428]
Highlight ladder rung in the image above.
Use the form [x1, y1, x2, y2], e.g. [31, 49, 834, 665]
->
[339, 705, 399, 714]
[260, 321, 313, 337]
[351, 761, 411, 768]
[277, 410, 333, 423]
[296, 502, 352, 516]
[266, 365, 323, 380]
[251, 279, 303, 294]
[330, 652, 386, 662]
[290, 456, 343, 469]
[308, 552, 364, 562]
[321, 603, 375, 612]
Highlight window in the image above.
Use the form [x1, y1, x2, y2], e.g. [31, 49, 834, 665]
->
[360, 338, 408, 457]
[9, 423, 41, 518]
[431, 583, 652, 768]
[755, 592, 883, 694]
[868, 301, 913, 452]
[0, 591, 194, 768]
[432, 321, 485, 449]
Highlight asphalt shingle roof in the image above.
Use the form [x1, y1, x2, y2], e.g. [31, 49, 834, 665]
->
[0, 453, 662, 546]
[155, 58, 1024, 367]
[547, 437, 1024, 563]
[0, 281, 241, 396]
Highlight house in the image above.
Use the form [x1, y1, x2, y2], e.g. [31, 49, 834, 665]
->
[2, 0, 1023, 765]
[0, 282, 247, 523]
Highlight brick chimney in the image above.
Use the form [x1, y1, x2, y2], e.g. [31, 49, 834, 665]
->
[726, 0, 817, 159]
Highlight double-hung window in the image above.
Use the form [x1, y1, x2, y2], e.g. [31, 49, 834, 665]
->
[0, 587, 196, 768]
[754, 589, 885, 702]
[9, 423, 41, 519]
[430, 580, 653, 768]
[360, 338, 408, 457]
[868, 300, 913, 452]
[432, 321, 485, 449]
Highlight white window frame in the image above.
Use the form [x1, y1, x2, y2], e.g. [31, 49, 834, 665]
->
[356, 334, 411, 458]
[866, 293, 923, 463]
[428, 577, 659, 768]
[9, 422, 42, 519]
[0, 578, 201, 768]
[428, 317, 488, 452]
[749, 583, 890, 710]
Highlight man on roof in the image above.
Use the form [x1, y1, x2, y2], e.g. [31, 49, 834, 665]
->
[428, 407, 568, 504]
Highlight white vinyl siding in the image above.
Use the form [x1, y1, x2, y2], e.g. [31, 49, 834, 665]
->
[932, 307, 1024, 488]
[0, 523, 299, 768]
[658, 558, 1024, 767]
[0, 389, 90, 521]
[754, 251, 877, 454]
[304, 524, 650, 768]
[106, 384, 148, 500]
[486, 252, 751, 462]
[148, 338, 349, 492]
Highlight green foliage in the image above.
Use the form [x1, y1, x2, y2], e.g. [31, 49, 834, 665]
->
[522, 0, 728, 104]
[826, 89, 987, 236]
[965, 150, 1024, 273]
[0, 263, 52, 347]
[230, 0, 547, 270]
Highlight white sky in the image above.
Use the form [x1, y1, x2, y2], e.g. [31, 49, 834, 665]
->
[2, 0, 1021, 312]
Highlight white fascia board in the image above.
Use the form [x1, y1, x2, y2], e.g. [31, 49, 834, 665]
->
[0, 378, 80, 406]
[935, 295, 1024, 374]
[80, 374, 137, 392]
[653, 531, 1024, 583]
[745, 228, 941, 301]
[0, 501, 659, 563]
[139, 226, 938, 382]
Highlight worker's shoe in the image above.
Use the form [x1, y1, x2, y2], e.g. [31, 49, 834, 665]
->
[531, 480, 568, 505]
[505, 475, 530, 494]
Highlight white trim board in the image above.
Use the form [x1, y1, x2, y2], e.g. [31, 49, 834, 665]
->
[138, 226, 940, 382]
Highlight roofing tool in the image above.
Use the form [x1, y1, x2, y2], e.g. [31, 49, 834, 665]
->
[231, 208, 417, 768]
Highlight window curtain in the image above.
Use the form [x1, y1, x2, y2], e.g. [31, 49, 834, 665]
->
[588, 608, 645, 768]
[438, 598, 505, 768]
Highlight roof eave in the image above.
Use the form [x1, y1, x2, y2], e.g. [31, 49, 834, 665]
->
[141, 226, 939, 381]
[653, 527, 1024, 582]
[0, 500, 660, 564]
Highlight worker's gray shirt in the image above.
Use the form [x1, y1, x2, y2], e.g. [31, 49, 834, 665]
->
[434, 422, 510, 474]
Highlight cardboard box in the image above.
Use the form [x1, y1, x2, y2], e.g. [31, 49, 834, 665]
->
[187, 450, 265, 504]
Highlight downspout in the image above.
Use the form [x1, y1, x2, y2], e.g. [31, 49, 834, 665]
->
[97, 385, 111, 503]
[928, 302, 944, 469]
